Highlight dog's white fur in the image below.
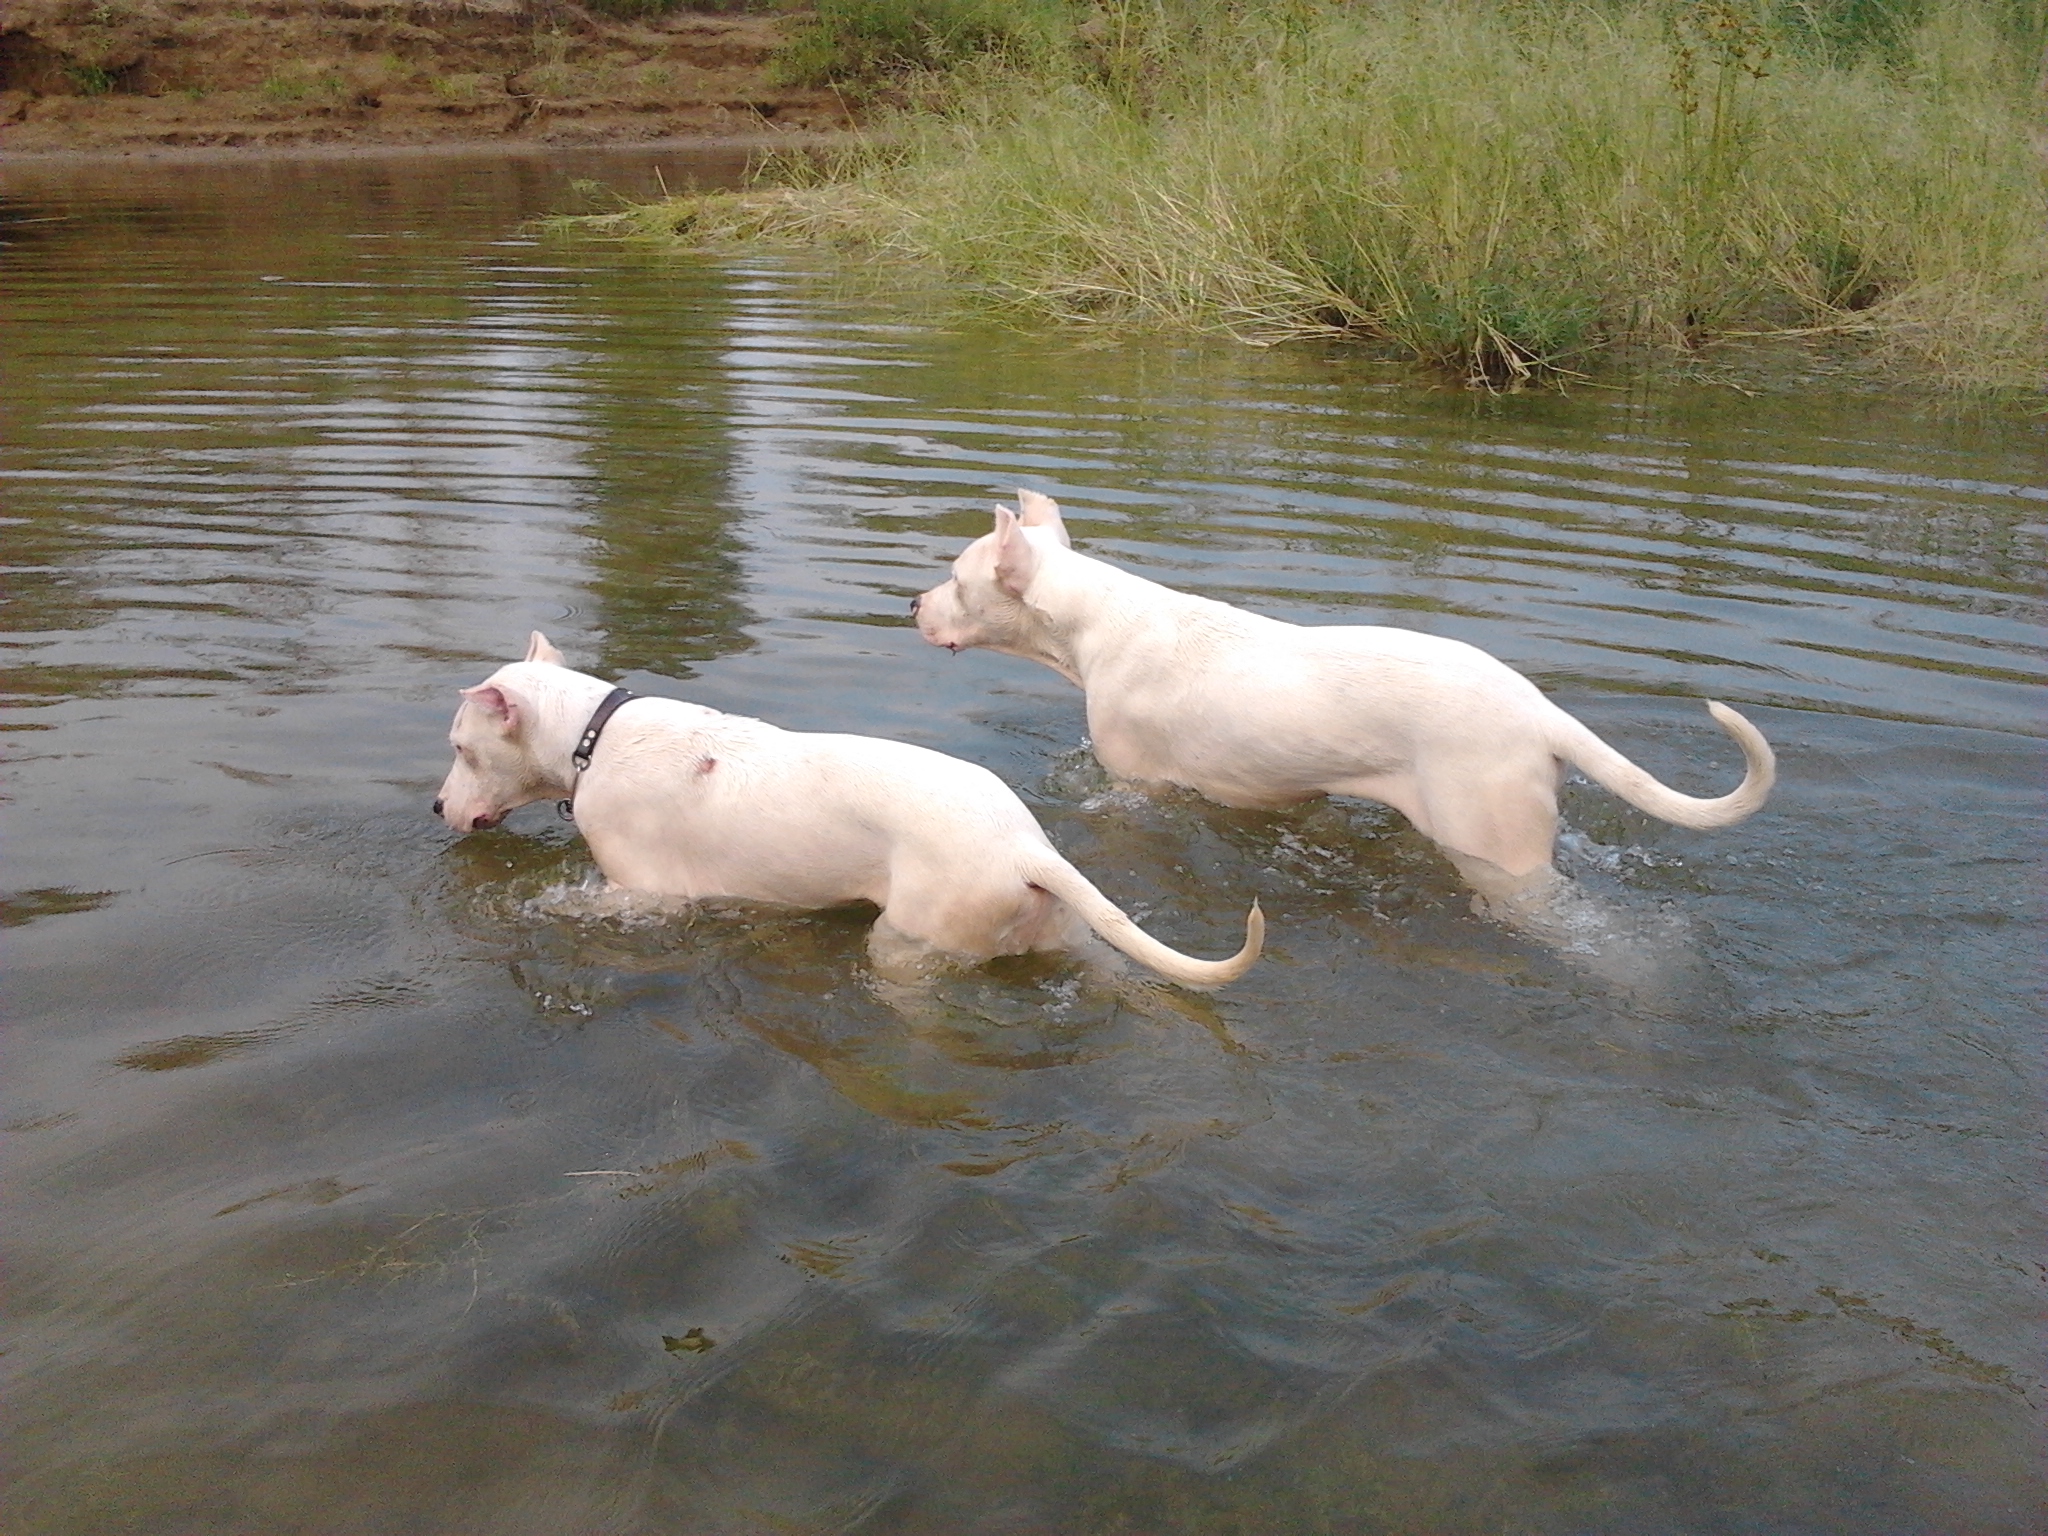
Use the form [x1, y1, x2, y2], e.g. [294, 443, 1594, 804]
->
[913, 492, 1775, 906]
[434, 633, 1261, 989]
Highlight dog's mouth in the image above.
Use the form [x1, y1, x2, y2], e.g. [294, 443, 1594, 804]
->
[468, 810, 505, 831]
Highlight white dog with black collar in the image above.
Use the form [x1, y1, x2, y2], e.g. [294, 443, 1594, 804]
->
[434, 633, 1262, 989]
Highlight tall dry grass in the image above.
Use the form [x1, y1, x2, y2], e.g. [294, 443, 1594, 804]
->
[581, 1, 2047, 392]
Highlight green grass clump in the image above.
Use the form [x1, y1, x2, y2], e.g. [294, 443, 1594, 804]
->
[771, 0, 1073, 92]
[581, 0, 760, 18]
[587, 0, 2048, 392]
[66, 64, 120, 96]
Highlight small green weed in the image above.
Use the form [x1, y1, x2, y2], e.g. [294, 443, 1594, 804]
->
[259, 68, 348, 105]
[66, 64, 119, 96]
[429, 73, 496, 105]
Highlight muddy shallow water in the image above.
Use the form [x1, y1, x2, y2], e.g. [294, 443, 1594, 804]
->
[3, 150, 2044, 1535]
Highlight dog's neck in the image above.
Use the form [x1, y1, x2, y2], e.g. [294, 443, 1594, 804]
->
[498, 662, 620, 793]
[1019, 550, 1225, 684]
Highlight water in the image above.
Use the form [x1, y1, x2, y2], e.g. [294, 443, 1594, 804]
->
[3, 149, 2043, 1535]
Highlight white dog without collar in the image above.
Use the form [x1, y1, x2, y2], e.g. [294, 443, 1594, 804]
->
[913, 491, 1775, 907]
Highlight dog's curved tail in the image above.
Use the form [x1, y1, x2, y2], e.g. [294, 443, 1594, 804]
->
[1555, 700, 1776, 830]
[1022, 853, 1263, 990]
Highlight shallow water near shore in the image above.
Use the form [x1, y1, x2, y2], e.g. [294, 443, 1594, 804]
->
[4, 149, 2044, 1535]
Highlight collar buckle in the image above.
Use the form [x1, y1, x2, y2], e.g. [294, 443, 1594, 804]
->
[563, 686, 637, 809]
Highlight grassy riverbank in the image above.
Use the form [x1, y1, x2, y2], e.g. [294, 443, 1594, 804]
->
[581, 0, 2047, 392]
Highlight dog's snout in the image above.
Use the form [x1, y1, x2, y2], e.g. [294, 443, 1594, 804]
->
[432, 797, 444, 817]
[908, 593, 922, 616]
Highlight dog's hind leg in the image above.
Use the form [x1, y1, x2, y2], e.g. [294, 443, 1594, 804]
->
[864, 916, 949, 987]
[1414, 763, 1563, 894]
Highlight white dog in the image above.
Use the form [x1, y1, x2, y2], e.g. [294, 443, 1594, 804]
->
[913, 492, 1775, 908]
[433, 633, 1262, 989]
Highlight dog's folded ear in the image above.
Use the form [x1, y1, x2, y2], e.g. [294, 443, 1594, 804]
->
[1015, 489, 1071, 548]
[524, 631, 566, 666]
[460, 683, 521, 733]
[991, 506, 1041, 597]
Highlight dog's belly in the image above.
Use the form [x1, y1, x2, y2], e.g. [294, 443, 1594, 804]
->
[596, 835, 882, 910]
[1087, 693, 1400, 808]
[580, 791, 892, 909]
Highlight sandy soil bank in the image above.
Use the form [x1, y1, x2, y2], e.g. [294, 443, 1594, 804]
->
[0, 0, 855, 153]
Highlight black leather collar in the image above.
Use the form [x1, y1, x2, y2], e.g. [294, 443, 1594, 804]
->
[558, 686, 636, 820]
[572, 686, 637, 772]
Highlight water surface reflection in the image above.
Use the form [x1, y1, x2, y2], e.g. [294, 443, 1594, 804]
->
[3, 150, 2043, 1535]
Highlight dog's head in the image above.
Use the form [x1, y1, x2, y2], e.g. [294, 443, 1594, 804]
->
[433, 631, 571, 833]
[912, 490, 1073, 662]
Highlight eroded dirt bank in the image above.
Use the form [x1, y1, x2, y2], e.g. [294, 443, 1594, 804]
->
[0, 0, 854, 152]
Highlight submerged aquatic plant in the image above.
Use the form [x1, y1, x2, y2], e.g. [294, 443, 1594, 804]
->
[575, 0, 2048, 392]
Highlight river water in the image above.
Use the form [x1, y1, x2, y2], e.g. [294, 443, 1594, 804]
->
[3, 149, 2043, 1535]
